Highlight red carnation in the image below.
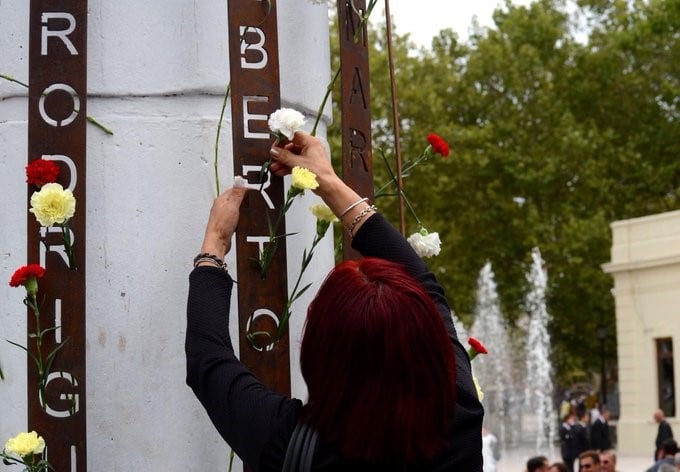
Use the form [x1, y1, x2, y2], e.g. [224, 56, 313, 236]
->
[467, 336, 488, 360]
[426, 133, 450, 158]
[9, 264, 46, 296]
[26, 158, 60, 186]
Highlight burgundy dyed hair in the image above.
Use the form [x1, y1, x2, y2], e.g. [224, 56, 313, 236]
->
[299, 257, 457, 464]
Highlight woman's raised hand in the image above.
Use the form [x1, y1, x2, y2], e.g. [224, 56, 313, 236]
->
[269, 132, 372, 232]
[200, 186, 249, 259]
[269, 132, 342, 201]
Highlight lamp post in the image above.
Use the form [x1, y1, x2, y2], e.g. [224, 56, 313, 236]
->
[596, 324, 607, 406]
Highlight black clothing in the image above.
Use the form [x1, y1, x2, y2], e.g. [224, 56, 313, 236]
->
[573, 421, 590, 456]
[559, 422, 577, 472]
[655, 420, 674, 459]
[186, 213, 484, 471]
[590, 417, 611, 451]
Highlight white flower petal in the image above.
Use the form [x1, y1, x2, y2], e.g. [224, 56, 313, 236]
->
[407, 231, 442, 258]
[233, 176, 248, 188]
[268, 108, 306, 140]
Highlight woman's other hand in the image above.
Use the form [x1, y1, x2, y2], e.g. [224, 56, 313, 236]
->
[200, 186, 249, 259]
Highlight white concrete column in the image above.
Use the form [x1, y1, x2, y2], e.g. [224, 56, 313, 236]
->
[0, 1, 333, 469]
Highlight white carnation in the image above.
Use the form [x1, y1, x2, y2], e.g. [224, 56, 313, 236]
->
[407, 229, 441, 258]
[268, 108, 306, 140]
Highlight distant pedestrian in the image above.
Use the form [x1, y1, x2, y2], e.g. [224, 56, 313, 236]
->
[559, 412, 578, 472]
[578, 450, 601, 472]
[655, 409, 675, 460]
[548, 462, 569, 472]
[527, 455, 550, 472]
[599, 449, 618, 472]
[647, 439, 679, 472]
[482, 426, 500, 472]
[591, 408, 612, 451]
[574, 410, 591, 458]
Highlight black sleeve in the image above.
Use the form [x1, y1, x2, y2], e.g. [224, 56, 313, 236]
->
[185, 266, 301, 471]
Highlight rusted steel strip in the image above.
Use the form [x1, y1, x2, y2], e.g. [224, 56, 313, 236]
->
[227, 1, 291, 397]
[337, 0, 374, 260]
[28, 1, 87, 470]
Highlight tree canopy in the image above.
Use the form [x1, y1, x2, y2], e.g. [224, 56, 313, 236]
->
[328, 0, 680, 390]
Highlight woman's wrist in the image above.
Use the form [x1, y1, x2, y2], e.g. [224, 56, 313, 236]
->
[200, 238, 229, 260]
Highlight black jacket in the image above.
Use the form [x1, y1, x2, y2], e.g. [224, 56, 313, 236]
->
[186, 213, 484, 471]
[590, 418, 611, 451]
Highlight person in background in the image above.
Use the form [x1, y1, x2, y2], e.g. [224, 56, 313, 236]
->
[574, 409, 591, 458]
[578, 450, 601, 472]
[481, 426, 499, 472]
[548, 462, 569, 472]
[559, 412, 578, 472]
[647, 439, 679, 472]
[655, 409, 675, 461]
[590, 402, 602, 424]
[599, 449, 618, 472]
[185, 132, 484, 470]
[591, 408, 612, 451]
[527, 455, 550, 472]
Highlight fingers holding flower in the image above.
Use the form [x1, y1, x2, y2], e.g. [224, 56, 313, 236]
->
[201, 186, 250, 259]
[270, 132, 339, 198]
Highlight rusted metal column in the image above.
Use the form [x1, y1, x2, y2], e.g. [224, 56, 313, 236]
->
[337, 0, 374, 260]
[227, 1, 291, 396]
[28, 1, 87, 470]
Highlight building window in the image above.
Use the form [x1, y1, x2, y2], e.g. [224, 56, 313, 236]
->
[656, 338, 676, 417]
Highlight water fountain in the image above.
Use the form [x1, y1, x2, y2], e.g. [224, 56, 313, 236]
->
[470, 262, 523, 452]
[467, 251, 557, 464]
[524, 247, 556, 455]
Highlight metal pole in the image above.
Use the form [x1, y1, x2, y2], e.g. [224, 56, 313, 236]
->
[383, 0, 405, 235]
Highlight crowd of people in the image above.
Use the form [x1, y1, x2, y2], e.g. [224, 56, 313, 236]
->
[525, 449, 619, 472]
[516, 407, 677, 472]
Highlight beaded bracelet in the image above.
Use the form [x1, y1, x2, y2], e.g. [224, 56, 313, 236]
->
[193, 253, 228, 271]
[348, 205, 377, 238]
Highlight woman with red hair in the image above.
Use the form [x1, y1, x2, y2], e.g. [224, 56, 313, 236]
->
[186, 132, 483, 470]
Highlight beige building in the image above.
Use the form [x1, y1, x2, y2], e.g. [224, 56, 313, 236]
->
[603, 210, 680, 455]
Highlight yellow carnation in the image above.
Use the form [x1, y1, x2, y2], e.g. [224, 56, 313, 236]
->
[309, 204, 338, 223]
[291, 166, 319, 191]
[4, 431, 45, 457]
[29, 182, 76, 227]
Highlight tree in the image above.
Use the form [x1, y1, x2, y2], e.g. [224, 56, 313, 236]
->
[328, 0, 680, 387]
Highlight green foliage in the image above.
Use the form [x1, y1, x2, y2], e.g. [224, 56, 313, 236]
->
[328, 0, 680, 388]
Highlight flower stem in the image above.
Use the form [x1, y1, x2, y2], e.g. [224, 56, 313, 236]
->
[214, 82, 231, 196]
[0, 73, 28, 88]
[27, 296, 48, 411]
[311, 66, 341, 136]
[61, 222, 76, 269]
[2, 73, 113, 136]
[275, 233, 322, 341]
[86, 116, 114, 135]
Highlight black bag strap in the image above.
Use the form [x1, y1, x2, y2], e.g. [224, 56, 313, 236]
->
[282, 422, 319, 472]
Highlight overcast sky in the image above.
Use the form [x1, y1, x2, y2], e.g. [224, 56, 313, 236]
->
[377, 0, 535, 46]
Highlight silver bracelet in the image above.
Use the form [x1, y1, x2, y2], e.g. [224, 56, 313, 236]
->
[339, 197, 369, 219]
[348, 205, 377, 238]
